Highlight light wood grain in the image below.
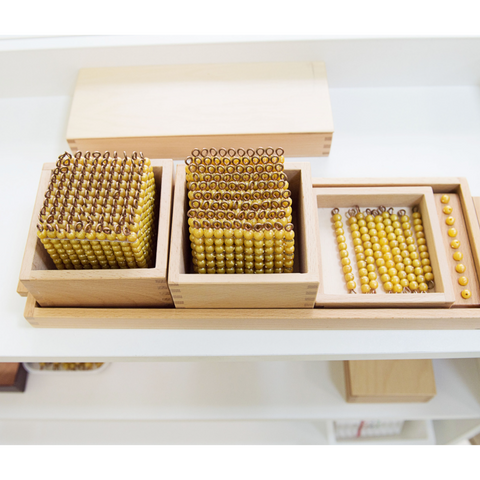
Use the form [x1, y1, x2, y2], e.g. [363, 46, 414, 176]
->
[67, 63, 334, 159]
[23, 293, 480, 329]
[19, 160, 174, 308]
[344, 360, 436, 403]
[168, 162, 320, 309]
[314, 187, 455, 308]
[435, 193, 480, 307]
[16, 280, 28, 297]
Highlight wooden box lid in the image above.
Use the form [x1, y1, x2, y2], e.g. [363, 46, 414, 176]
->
[66, 62, 334, 159]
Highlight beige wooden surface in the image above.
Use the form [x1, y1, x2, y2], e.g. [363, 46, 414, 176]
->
[314, 187, 455, 308]
[344, 359, 436, 403]
[167, 162, 320, 309]
[19, 160, 174, 308]
[23, 292, 480, 329]
[66, 62, 334, 159]
[16, 280, 28, 297]
[434, 193, 480, 307]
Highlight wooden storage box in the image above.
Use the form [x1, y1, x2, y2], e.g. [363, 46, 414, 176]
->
[167, 162, 320, 309]
[314, 186, 455, 308]
[19, 159, 174, 308]
[66, 62, 334, 159]
[344, 360, 436, 403]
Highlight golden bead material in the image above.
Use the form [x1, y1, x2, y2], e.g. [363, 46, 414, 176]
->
[450, 240, 461, 249]
[458, 276, 468, 286]
[461, 289, 472, 299]
[455, 264, 466, 274]
[440, 195, 450, 204]
[448, 228, 458, 237]
[38, 151, 156, 270]
[442, 205, 453, 215]
[185, 147, 293, 274]
[453, 252, 463, 261]
[445, 216, 455, 226]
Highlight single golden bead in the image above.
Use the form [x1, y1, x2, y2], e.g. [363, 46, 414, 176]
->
[378, 266, 388, 275]
[461, 289, 472, 299]
[367, 264, 376, 272]
[360, 276, 370, 285]
[384, 281, 393, 291]
[419, 282, 428, 292]
[442, 205, 453, 215]
[450, 240, 461, 249]
[445, 216, 455, 226]
[391, 276, 400, 285]
[341, 257, 351, 266]
[361, 284, 371, 293]
[346, 280, 356, 290]
[453, 252, 463, 261]
[409, 281, 419, 290]
[393, 284, 403, 293]
[400, 278, 409, 287]
[359, 268, 368, 277]
[332, 214, 342, 222]
[425, 272, 434, 281]
[344, 273, 355, 282]
[455, 264, 466, 274]
[448, 228, 458, 238]
[440, 195, 450, 204]
[368, 272, 377, 281]
[369, 280, 379, 289]
[458, 276, 468, 286]
[343, 265, 352, 274]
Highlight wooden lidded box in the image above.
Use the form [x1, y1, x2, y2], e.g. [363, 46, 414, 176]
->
[168, 162, 320, 309]
[19, 159, 174, 308]
[66, 62, 334, 160]
[314, 186, 455, 308]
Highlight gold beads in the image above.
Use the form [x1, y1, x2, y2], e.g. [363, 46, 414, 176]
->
[461, 289, 472, 299]
[38, 151, 156, 270]
[441, 195, 450, 204]
[186, 147, 293, 274]
[439, 192, 473, 301]
[338, 209, 356, 292]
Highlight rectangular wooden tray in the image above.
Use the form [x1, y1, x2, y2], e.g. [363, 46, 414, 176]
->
[19, 179, 480, 329]
[19, 159, 174, 308]
[66, 62, 334, 159]
[314, 186, 454, 307]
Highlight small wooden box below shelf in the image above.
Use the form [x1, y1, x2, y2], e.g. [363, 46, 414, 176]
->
[314, 186, 455, 308]
[0, 363, 28, 393]
[168, 162, 320, 309]
[19, 159, 174, 308]
[344, 360, 436, 403]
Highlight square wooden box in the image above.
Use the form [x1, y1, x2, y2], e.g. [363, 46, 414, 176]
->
[66, 62, 334, 159]
[167, 162, 320, 309]
[344, 360, 436, 403]
[19, 159, 174, 308]
[314, 186, 455, 308]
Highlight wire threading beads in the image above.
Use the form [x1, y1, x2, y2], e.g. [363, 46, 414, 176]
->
[185, 147, 294, 274]
[334, 209, 356, 293]
[37, 151, 156, 270]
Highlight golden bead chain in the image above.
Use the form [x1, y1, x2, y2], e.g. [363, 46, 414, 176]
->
[333, 209, 356, 293]
[339, 204, 436, 294]
[440, 194, 471, 299]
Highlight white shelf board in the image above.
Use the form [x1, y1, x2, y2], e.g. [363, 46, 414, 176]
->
[0, 419, 328, 445]
[0, 360, 478, 422]
[2, 36, 480, 360]
[2, 37, 480, 99]
[326, 420, 436, 445]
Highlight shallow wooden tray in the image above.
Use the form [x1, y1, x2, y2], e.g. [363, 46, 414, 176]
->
[314, 186, 454, 308]
[19, 179, 480, 330]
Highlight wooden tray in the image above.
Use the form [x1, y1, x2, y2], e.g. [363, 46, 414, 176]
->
[314, 186, 454, 308]
[18, 179, 480, 329]
[19, 159, 174, 308]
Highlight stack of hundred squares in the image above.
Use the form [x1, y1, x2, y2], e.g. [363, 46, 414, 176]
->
[35, 151, 156, 269]
[185, 147, 295, 274]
